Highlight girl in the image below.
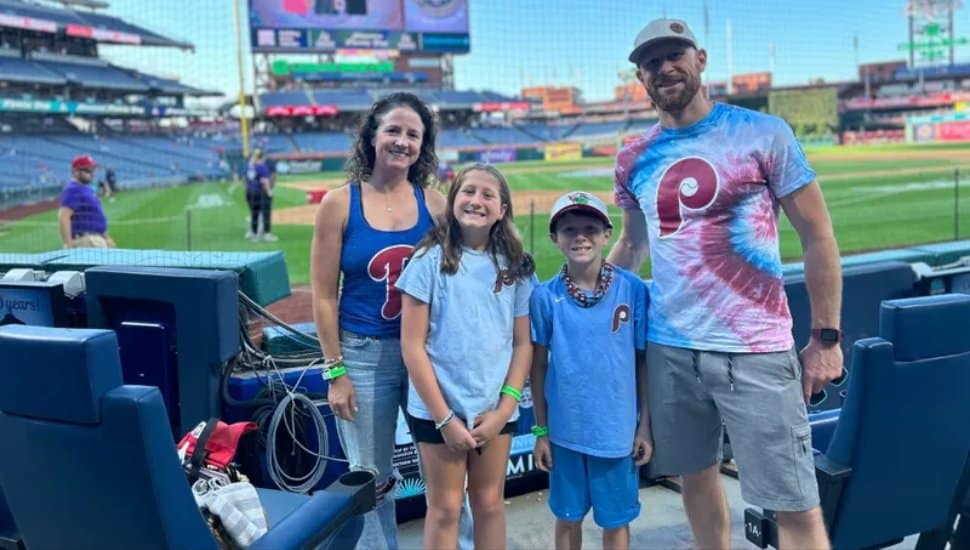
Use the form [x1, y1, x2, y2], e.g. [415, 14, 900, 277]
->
[396, 164, 536, 550]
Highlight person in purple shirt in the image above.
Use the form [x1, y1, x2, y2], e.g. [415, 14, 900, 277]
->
[245, 148, 277, 242]
[58, 155, 114, 248]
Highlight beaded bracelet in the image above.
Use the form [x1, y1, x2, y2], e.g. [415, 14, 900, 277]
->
[435, 410, 455, 430]
[500, 385, 522, 401]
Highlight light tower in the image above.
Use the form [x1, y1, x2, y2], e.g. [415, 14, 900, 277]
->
[905, 0, 965, 68]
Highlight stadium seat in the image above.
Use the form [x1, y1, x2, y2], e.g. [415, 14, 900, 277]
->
[0, 485, 21, 550]
[745, 293, 970, 550]
[0, 325, 374, 550]
[950, 489, 970, 549]
[784, 260, 917, 411]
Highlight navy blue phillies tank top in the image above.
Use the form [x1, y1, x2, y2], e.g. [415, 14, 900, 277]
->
[338, 182, 435, 336]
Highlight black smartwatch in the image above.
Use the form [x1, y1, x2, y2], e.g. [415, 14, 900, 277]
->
[811, 328, 843, 345]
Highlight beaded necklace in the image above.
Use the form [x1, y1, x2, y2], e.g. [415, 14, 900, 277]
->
[561, 260, 614, 308]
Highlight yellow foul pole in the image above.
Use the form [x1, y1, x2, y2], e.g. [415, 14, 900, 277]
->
[233, 0, 251, 159]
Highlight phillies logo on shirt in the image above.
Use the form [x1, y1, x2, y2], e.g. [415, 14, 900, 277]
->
[368, 245, 413, 320]
[655, 156, 720, 238]
[611, 304, 631, 333]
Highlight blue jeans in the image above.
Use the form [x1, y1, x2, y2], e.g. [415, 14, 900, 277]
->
[337, 330, 473, 550]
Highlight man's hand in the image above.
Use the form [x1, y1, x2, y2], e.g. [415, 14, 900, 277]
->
[533, 436, 552, 472]
[799, 339, 843, 404]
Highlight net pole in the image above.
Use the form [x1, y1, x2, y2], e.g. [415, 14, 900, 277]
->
[529, 199, 535, 254]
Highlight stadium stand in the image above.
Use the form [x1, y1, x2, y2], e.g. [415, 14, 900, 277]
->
[0, 0, 226, 209]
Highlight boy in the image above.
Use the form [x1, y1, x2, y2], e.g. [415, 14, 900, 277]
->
[530, 191, 652, 550]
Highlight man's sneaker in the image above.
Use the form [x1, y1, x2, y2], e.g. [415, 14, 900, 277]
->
[260, 233, 279, 242]
[244, 230, 255, 239]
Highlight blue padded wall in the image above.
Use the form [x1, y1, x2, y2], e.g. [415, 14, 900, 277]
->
[85, 266, 239, 434]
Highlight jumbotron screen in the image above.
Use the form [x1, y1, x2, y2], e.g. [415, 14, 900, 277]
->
[249, 0, 469, 53]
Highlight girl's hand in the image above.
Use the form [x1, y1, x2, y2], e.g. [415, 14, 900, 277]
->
[633, 425, 654, 466]
[533, 437, 553, 472]
[469, 410, 508, 446]
[327, 376, 357, 421]
[441, 417, 477, 453]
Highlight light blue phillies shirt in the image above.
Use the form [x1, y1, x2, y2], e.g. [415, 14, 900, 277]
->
[396, 244, 534, 425]
[530, 266, 648, 458]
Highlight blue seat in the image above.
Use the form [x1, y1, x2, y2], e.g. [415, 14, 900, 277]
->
[0, 325, 374, 550]
[746, 293, 970, 550]
[951, 489, 970, 549]
[784, 261, 917, 411]
[0, 485, 20, 550]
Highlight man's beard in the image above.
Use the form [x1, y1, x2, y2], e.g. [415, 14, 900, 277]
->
[647, 73, 701, 113]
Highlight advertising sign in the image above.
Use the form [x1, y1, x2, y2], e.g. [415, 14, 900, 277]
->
[938, 119, 970, 141]
[544, 143, 583, 162]
[477, 148, 516, 164]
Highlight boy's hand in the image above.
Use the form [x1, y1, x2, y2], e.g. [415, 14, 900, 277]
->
[469, 410, 508, 445]
[441, 418, 477, 453]
[534, 437, 553, 472]
[633, 426, 654, 466]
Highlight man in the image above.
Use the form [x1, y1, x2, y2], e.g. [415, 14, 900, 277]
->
[608, 18, 843, 550]
[102, 166, 118, 201]
[245, 148, 277, 242]
[59, 155, 115, 249]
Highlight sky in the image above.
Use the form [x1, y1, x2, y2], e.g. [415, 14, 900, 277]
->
[95, 0, 970, 104]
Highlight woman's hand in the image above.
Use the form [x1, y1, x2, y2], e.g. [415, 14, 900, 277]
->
[440, 417, 477, 453]
[327, 376, 357, 420]
[469, 410, 509, 446]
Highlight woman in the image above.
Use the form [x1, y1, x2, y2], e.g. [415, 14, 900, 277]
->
[310, 92, 451, 549]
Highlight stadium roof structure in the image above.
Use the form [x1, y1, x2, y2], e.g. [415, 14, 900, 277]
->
[135, 73, 221, 97]
[0, 54, 66, 84]
[0, 0, 194, 50]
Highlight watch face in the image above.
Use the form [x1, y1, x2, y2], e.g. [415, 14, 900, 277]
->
[819, 328, 840, 342]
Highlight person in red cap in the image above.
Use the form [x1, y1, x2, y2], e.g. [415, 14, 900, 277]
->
[58, 155, 115, 248]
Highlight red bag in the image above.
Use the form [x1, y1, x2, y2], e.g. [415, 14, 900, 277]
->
[178, 418, 258, 477]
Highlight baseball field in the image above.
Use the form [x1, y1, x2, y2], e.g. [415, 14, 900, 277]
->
[1, 141, 969, 286]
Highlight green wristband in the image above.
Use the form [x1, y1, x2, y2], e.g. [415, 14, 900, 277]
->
[531, 425, 549, 438]
[323, 365, 347, 381]
[500, 385, 522, 401]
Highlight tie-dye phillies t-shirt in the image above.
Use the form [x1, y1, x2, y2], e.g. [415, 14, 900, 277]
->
[614, 102, 815, 353]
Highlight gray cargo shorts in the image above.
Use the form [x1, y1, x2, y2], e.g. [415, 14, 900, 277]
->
[645, 342, 820, 512]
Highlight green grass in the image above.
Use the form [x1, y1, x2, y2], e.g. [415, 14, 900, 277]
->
[3, 143, 970, 286]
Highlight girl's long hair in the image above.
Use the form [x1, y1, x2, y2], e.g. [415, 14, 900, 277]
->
[345, 92, 438, 187]
[414, 163, 535, 279]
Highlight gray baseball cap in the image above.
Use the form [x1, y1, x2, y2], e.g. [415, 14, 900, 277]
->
[628, 18, 698, 63]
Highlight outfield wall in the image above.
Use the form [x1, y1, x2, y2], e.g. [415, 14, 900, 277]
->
[271, 140, 617, 174]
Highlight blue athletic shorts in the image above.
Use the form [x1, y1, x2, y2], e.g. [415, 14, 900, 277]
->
[548, 443, 641, 528]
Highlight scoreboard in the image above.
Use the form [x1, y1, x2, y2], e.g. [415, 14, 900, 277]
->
[249, 0, 469, 53]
